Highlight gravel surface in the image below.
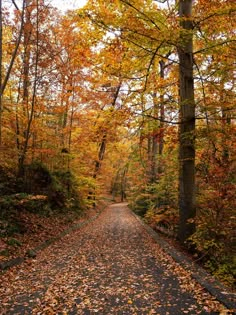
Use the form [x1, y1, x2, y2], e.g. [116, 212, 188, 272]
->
[0, 203, 228, 314]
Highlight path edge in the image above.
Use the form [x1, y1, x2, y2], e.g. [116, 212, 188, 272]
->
[0, 201, 112, 271]
[131, 210, 235, 311]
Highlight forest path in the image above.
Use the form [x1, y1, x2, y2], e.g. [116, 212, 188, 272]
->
[0, 203, 226, 314]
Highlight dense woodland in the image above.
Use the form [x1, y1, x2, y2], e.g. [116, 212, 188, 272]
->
[0, 0, 235, 286]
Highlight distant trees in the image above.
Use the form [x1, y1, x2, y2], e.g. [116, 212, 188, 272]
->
[0, 0, 235, 283]
[77, 1, 235, 287]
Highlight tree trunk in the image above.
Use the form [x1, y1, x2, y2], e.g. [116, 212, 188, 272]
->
[0, 0, 2, 145]
[177, 0, 196, 243]
[150, 60, 165, 183]
[121, 165, 128, 202]
[93, 134, 106, 179]
[18, 0, 39, 176]
[150, 93, 158, 183]
[89, 84, 121, 202]
[159, 60, 165, 157]
[1, 1, 26, 146]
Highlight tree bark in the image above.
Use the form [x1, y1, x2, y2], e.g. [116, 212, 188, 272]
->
[150, 60, 165, 183]
[0, 0, 2, 145]
[2, 1, 25, 94]
[18, 0, 39, 176]
[177, 0, 196, 243]
[121, 165, 128, 202]
[159, 60, 165, 157]
[150, 93, 158, 182]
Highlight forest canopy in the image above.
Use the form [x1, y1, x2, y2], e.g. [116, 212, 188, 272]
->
[0, 0, 235, 285]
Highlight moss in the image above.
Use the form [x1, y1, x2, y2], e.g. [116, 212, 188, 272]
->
[0, 249, 10, 257]
[6, 238, 22, 247]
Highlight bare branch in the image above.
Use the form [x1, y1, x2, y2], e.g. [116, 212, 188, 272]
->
[120, 0, 161, 30]
[11, 0, 19, 10]
[2, 0, 25, 94]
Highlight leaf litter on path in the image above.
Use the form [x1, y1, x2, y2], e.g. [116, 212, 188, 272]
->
[0, 203, 233, 314]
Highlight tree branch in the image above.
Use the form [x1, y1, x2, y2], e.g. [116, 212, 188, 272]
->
[11, 0, 19, 10]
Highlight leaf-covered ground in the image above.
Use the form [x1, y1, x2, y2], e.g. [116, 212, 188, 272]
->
[0, 203, 230, 314]
[0, 203, 102, 262]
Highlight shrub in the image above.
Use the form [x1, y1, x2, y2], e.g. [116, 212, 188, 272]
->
[0, 166, 17, 195]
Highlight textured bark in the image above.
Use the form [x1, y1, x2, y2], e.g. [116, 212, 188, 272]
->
[93, 134, 107, 179]
[121, 165, 128, 202]
[149, 60, 165, 183]
[150, 93, 158, 182]
[159, 60, 165, 157]
[1, 1, 25, 94]
[177, 0, 196, 243]
[0, 0, 2, 145]
[18, 0, 39, 176]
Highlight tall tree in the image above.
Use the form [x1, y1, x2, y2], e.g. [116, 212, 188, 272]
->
[0, 0, 26, 146]
[18, 0, 39, 176]
[0, 0, 2, 145]
[177, 0, 196, 243]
